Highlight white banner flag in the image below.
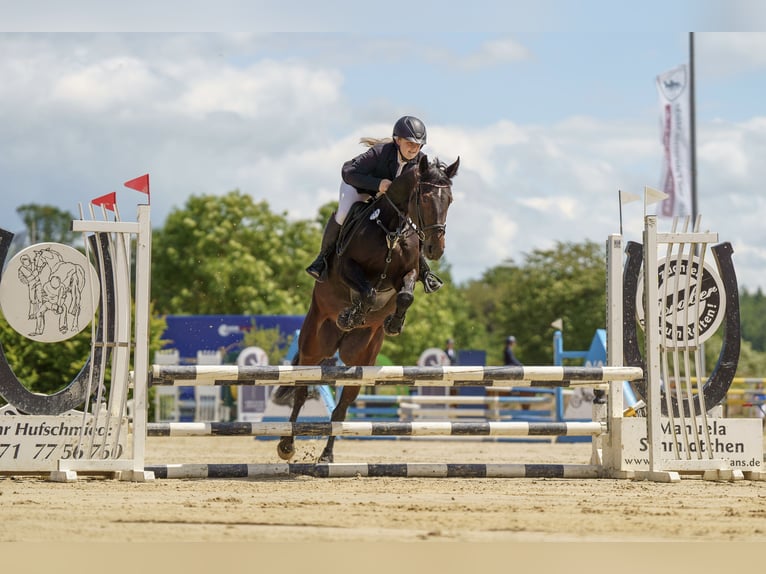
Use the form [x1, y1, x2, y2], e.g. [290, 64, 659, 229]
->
[656, 64, 692, 217]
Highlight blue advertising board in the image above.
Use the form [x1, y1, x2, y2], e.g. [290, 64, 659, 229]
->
[160, 314, 304, 363]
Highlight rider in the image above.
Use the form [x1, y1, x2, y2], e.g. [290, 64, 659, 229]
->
[305, 115, 443, 293]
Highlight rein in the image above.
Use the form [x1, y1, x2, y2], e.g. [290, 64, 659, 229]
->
[370, 193, 419, 288]
[366, 179, 450, 289]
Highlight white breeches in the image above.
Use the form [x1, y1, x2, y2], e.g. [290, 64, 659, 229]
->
[335, 181, 369, 225]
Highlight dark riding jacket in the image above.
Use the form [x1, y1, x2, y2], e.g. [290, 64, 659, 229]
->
[342, 141, 425, 196]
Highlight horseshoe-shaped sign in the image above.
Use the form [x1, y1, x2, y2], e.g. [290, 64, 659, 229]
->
[622, 240, 740, 417]
[0, 229, 114, 414]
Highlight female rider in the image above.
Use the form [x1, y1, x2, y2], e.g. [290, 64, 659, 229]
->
[305, 115, 442, 293]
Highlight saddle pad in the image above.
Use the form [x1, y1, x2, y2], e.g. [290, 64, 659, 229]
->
[337, 198, 377, 256]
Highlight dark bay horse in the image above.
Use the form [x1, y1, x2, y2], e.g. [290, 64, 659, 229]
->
[276, 155, 459, 462]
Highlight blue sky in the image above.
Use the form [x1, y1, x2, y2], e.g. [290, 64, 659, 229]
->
[1, 12, 766, 291]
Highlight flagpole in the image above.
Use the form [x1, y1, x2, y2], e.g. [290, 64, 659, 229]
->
[618, 190, 624, 236]
[689, 32, 698, 221]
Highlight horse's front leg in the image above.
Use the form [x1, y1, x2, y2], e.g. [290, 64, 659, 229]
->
[384, 268, 418, 336]
[277, 385, 309, 461]
[319, 386, 361, 463]
[337, 259, 376, 331]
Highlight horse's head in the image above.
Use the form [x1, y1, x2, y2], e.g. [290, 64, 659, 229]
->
[411, 155, 459, 260]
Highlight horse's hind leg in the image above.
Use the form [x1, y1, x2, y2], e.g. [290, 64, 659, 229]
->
[277, 385, 309, 460]
[319, 328, 384, 463]
[384, 268, 418, 336]
[319, 385, 362, 463]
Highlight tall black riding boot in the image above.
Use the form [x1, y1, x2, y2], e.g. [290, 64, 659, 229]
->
[418, 252, 444, 294]
[306, 215, 341, 282]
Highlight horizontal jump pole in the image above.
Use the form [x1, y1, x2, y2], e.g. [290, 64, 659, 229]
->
[146, 420, 606, 437]
[397, 406, 517, 418]
[149, 365, 643, 387]
[145, 462, 605, 479]
[356, 394, 554, 405]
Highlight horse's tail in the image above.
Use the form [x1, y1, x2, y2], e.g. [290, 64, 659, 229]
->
[76, 266, 86, 291]
[271, 351, 303, 406]
[271, 386, 295, 406]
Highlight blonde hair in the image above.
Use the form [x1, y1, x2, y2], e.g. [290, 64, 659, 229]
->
[359, 137, 393, 148]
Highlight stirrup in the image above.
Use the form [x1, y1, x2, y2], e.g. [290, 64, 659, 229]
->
[422, 271, 444, 294]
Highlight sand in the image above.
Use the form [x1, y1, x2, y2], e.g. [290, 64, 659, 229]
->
[2, 435, 766, 545]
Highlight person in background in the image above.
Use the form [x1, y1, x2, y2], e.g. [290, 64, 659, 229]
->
[504, 335, 532, 410]
[444, 337, 457, 365]
[503, 335, 522, 366]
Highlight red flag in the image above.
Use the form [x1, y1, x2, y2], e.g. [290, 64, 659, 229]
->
[124, 173, 150, 196]
[91, 192, 117, 212]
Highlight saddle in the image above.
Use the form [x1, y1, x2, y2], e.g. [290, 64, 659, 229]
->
[334, 195, 443, 294]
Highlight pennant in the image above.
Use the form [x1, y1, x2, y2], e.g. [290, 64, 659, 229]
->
[619, 190, 641, 204]
[645, 185, 669, 206]
[91, 192, 117, 212]
[550, 318, 563, 331]
[124, 173, 150, 195]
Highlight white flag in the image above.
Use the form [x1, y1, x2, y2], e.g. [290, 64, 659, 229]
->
[645, 185, 669, 206]
[619, 190, 641, 204]
[656, 64, 692, 217]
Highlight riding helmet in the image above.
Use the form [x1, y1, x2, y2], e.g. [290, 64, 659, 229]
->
[392, 115, 427, 145]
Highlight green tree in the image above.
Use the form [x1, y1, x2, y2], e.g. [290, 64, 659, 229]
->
[16, 204, 76, 245]
[740, 288, 766, 353]
[380, 259, 466, 365]
[0, 305, 166, 400]
[461, 240, 607, 365]
[151, 190, 320, 315]
[240, 322, 296, 366]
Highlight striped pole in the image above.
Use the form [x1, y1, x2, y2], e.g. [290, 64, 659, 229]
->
[146, 420, 606, 437]
[145, 462, 605, 479]
[149, 365, 643, 387]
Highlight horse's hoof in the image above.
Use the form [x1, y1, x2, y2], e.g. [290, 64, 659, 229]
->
[277, 439, 295, 461]
[383, 315, 404, 336]
[318, 451, 334, 463]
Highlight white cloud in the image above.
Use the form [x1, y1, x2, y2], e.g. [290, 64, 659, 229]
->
[698, 33, 766, 76]
[52, 57, 162, 111]
[2, 32, 766, 294]
[456, 38, 533, 70]
[177, 61, 342, 120]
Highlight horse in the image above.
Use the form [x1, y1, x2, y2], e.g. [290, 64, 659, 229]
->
[275, 154, 460, 462]
[31, 247, 87, 335]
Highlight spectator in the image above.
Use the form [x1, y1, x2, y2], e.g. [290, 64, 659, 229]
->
[444, 338, 457, 365]
[503, 336, 522, 366]
[504, 335, 532, 410]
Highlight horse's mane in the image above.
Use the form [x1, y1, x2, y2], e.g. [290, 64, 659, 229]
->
[425, 157, 452, 185]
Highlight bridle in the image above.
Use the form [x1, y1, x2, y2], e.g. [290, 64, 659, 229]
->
[412, 180, 451, 242]
[370, 177, 451, 288]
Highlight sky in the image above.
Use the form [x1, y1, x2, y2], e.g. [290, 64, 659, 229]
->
[2, 6, 766, 292]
